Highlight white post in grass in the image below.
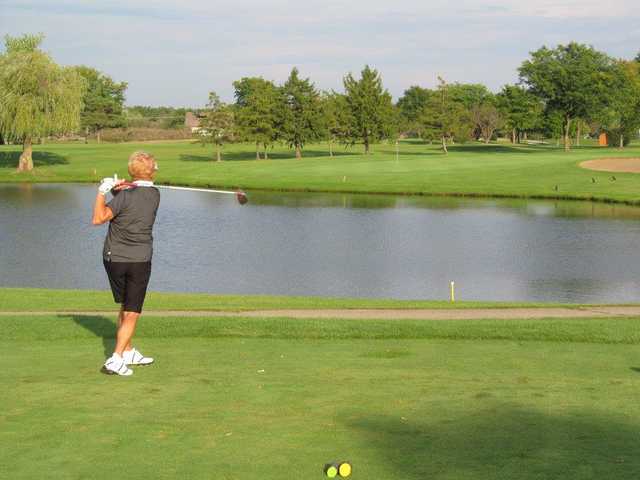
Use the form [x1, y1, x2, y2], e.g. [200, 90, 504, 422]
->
[450, 281, 455, 303]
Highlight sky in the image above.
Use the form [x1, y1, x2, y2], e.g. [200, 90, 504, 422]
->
[1, 0, 639, 107]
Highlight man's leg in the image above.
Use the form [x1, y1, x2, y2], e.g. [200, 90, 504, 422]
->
[103, 309, 137, 376]
[116, 305, 133, 352]
[109, 262, 154, 369]
[114, 310, 140, 356]
[102, 263, 134, 375]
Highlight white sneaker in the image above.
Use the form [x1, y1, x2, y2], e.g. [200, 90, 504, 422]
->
[123, 348, 154, 366]
[102, 353, 133, 376]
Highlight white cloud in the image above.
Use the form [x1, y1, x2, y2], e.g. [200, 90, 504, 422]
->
[505, 1, 632, 18]
[1, 0, 638, 105]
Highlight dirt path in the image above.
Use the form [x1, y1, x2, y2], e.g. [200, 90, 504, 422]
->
[3, 306, 640, 320]
[579, 158, 640, 173]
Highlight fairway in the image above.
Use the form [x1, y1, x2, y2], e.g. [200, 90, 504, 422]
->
[2, 140, 640, 204]
[4, 7, 640, 480]
[3, 300, 640, 479]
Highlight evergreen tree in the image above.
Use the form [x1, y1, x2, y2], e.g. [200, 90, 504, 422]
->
[343, 65, 396, 154]
[199, 92, 236, 161]
[75, 66, 127, 143]
[233, 77, 279, 159]
[419, 77, 473, 153]
[0, 34, 85, 171]
[279, 68, 324, 159]
[322, 91, 354, 157]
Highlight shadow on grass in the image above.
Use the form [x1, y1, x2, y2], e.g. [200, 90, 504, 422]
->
[62, 314, 116, 357]
[0, 151, 68, 168]
[346, 406, 640, 478]
[180, 149, 358, 162]
[444, 144, 546, 155]
[631, 367, 640, 373]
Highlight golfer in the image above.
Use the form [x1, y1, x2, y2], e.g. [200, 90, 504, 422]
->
[92, 151, 160, 376]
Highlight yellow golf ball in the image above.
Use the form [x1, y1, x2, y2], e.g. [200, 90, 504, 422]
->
[339, 462, 352, 477]
[324, 464, 338, 478]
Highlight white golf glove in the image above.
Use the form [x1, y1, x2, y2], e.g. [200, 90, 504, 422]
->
[98, 177, 117, 195]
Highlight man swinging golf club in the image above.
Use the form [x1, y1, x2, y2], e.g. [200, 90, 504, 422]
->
[92, 151, 160, 376]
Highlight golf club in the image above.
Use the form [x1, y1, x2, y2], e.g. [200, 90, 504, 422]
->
[111, 175, 248, 205]
[156, 185, 248, 205]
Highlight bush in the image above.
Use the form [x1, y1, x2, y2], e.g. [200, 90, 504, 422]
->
[98, 128, 194, 142]
[605, 128, 636, 147]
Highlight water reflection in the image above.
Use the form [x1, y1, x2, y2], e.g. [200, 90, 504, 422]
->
[2, 184, 640, 302]
[248, 191, 640, 220]
[1, 182, 77, 207]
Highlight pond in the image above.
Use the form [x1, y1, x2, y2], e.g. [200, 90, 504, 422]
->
[2, 183, 640, 303]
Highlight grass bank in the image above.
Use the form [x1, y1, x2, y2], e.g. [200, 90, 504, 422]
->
[0, 288, 576, 311]
[1, 140, 640, 204]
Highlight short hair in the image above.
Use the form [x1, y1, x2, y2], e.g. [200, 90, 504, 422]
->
[128, 151, 158, 180]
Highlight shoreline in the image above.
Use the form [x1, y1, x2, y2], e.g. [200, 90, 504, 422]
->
[2, 288, 640, 312]
[2, 140, 640, 206]
[3, 179, 640, 207]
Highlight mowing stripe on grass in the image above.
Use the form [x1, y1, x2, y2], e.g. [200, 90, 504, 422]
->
[3, 314, 640, 344]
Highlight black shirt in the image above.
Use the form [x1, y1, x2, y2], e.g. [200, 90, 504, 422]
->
[103, 186, 160, 262]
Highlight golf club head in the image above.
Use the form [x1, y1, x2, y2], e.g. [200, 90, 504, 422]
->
[236, 191, 248, 205]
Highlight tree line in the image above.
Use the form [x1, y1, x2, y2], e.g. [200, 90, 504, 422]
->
[200, 65, 395, 160]
[208, 43, 640, 158]
[1, 33, 639, 170]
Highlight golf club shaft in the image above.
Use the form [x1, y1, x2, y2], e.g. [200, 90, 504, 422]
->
[155, 185, 240, 196]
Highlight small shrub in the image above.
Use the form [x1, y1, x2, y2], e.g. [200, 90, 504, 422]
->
[98, 128, 194, 142]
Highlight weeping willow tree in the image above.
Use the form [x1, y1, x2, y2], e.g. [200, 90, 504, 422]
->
[0, 34, 85, 172]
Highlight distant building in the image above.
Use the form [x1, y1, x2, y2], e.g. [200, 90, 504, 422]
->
[184, 112, 205, 133]
[598, 132, 608, 146]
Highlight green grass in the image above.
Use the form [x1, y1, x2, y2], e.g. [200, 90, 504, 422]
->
[0, 288, 580, 311]
[2, 139, 640, 204]
[2, 311, 640, 479]
[5, 313, 640, 344]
